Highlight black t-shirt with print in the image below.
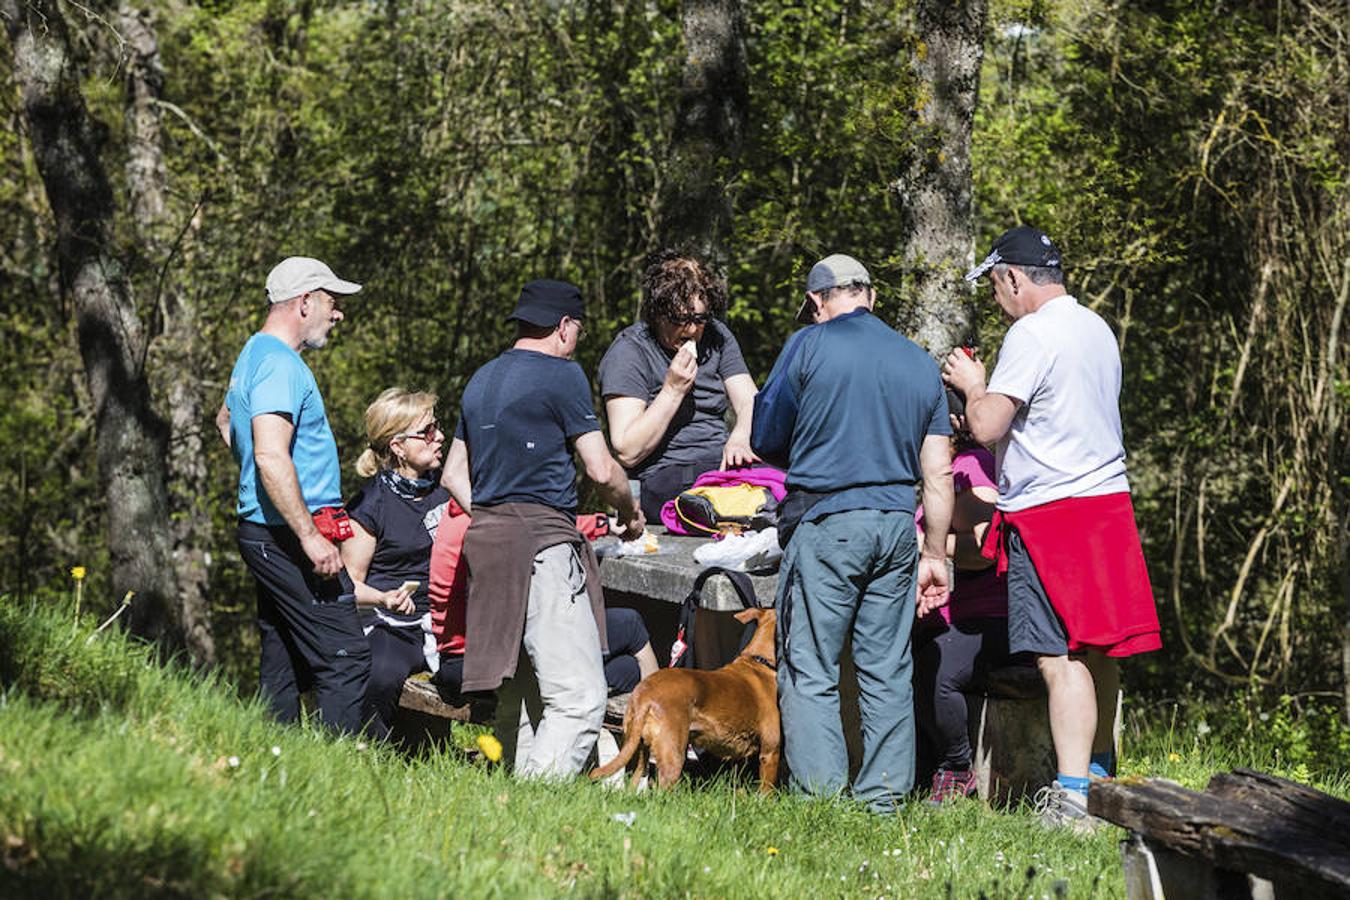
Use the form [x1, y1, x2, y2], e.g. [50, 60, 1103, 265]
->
[347, 474, 449, 620]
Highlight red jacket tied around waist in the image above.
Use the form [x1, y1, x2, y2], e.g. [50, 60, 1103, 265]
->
[982, 492, 1162, 657]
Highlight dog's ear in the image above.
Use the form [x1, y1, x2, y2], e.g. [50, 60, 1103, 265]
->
[733, 607, 760, 624]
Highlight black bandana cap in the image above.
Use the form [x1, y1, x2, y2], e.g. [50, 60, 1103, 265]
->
[965, 226, 1063, 282]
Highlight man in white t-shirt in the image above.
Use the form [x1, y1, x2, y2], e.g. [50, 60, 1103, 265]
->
[943, 226, 1160, 833]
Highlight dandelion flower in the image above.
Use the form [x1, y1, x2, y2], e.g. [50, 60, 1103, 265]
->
[766, 847, 780, 856]
[70, 566, 87, 580]
[477, 733, 503, 763]
[1168, 752, 1182, 762]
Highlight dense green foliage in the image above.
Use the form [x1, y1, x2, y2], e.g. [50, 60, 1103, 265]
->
[3, 600, 1346, 897]
[0, 1, 1346, 705]
[974, 2, 1349, 693]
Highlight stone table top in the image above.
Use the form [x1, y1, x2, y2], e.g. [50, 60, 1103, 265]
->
[594, 532, 778, 611]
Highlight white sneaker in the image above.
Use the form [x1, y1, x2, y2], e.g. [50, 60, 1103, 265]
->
[595, 730, 626, 789]
[1032, 781, 1103, 835]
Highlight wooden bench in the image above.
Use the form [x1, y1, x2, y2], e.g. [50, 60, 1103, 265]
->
[1090, 769, 1350, 898]
[393, 675, 631, 749]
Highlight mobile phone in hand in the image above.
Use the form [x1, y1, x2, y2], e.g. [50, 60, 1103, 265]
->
[399, 580, 420, 594]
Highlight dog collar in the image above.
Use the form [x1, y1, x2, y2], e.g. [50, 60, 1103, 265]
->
[750, 654, 777, 671]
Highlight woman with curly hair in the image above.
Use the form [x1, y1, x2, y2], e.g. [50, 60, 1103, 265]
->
[597, 251, 759, 522]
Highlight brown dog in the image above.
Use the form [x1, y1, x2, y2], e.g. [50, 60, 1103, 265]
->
[590, 607, 780, 793]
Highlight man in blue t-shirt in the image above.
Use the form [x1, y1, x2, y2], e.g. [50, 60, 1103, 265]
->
[440, 279, 644, 780]
[217, 256, 371, 735]
[751, 253, 955, 813]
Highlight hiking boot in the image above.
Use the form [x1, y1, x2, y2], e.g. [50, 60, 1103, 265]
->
[1032, 780, 1103, 835]
[927, 767, 978, 805]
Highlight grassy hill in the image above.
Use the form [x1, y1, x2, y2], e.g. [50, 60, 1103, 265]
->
[1, 600, 1345, 898]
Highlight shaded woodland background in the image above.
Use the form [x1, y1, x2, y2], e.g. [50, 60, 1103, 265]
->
[0, 0, 1345, 721]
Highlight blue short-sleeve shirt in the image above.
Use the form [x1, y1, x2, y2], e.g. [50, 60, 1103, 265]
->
[454, 349, 601, 513]
[226, 333, 343, 524]
[750, 309, 950, 518]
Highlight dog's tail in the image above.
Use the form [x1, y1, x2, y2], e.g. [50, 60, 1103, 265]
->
[589, 700, 647, 781]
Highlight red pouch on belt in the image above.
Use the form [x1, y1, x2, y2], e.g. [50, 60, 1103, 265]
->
[575, 513, 611, 541]
[312, 506, 354, 542]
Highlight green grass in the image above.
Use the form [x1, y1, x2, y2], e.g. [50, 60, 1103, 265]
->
[1, 601, 1345, 898]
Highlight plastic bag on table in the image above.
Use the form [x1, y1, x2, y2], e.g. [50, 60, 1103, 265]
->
[691, 527, 781, 571]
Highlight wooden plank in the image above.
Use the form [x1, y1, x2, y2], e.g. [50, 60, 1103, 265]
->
[399, 676, 631, 730]
[1090, 777, 1350, 896]
[398, 676, 473, 721]
[1205, 769, 1350, 849]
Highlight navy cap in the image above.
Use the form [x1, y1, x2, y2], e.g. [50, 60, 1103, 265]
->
[964, 226, 1063, 282]
[506, 279, 585, 327]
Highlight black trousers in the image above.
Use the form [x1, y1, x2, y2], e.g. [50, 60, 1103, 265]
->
[364, 622, 430, 740]
[913, 616, 1009, 770]
[237, 521, 371, 735]
[601, 607, 649, 694]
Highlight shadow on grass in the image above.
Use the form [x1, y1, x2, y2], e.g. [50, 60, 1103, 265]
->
[1, 819, 309, 899]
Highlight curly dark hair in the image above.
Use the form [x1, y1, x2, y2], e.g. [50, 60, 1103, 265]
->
[639, 250, 728, 330]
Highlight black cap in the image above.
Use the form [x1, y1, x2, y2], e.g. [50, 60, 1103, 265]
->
[964, 226, 1063, 282]
[506, 279, 585, 327]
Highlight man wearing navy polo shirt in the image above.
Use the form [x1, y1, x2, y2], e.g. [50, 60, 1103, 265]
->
[218, 256, 371, 735]
[751, 254, 954, 813]
[440, 279, 644, 780]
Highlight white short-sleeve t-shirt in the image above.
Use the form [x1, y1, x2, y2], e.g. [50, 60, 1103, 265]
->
[986, 295, 1130, 511]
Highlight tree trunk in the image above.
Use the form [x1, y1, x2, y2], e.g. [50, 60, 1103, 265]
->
[119, 2, 216, 666]
[893, 0, 988, 356]
[6, 0, 190, 657]
[658, 0, 747, 266]
[120, 4, 168, 228]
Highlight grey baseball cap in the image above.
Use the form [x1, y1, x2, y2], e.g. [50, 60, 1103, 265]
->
[797, 253, 872, 324]
[265, 256, 363, 304]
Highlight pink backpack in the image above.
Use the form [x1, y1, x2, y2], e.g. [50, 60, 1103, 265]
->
[660, 466, 788, 535]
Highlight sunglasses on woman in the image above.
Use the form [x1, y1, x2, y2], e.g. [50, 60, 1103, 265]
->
[665, 311, 712, 326]
[396, 422, 442, 442]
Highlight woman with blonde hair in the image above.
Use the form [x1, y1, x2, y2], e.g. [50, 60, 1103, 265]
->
[342, 387, 450, 740]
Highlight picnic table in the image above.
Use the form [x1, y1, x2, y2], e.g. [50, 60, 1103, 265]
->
[594, 531, 778, 608]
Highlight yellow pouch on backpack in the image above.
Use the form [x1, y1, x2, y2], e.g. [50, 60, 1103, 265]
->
[674, 483, 776, 535]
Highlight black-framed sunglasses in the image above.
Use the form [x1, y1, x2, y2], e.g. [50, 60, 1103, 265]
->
[396, 421, 441, 442]
[665, 311, 712, 327]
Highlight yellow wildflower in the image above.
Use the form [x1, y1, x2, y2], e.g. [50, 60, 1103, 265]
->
[71, 566, 86, 581]
[765, 847, 780, 856]
[477, 733, 503, 763]
[1167, 752, 1182, 763]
